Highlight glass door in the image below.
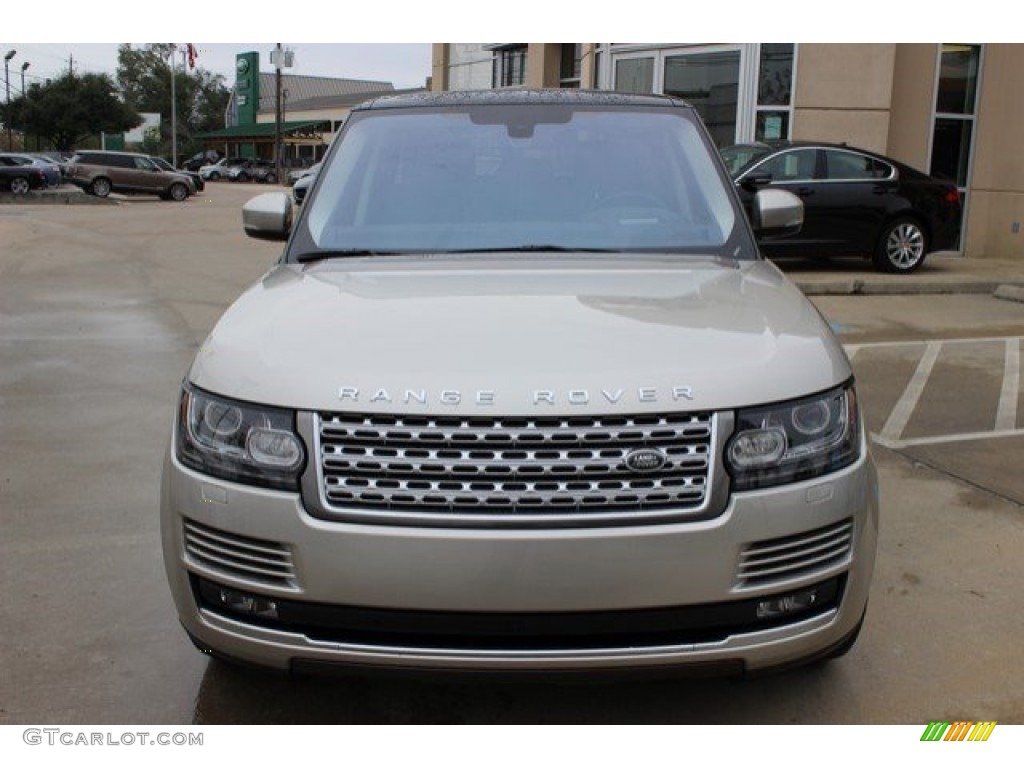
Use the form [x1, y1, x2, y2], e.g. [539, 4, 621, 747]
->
[609, 45, 756, 147]
[663, 50, 741, 147]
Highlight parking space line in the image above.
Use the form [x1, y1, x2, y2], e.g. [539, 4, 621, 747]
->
[995, 338, 1020, 431]
[872, 427, 1024, 450]
[878, 341, 942, 443]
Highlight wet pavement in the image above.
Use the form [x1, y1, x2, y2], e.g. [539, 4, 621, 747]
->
[1, 185, 1022, 724]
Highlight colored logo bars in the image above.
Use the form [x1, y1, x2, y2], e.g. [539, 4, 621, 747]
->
[921, 721, 997, 742]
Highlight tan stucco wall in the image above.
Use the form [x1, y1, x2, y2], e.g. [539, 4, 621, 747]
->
[431, 44, 449, 92]
[792, 44, 897, 153]
[965, 44, 1024, 259]
[791, 110, 892, 154]
[887, 44, 937, 171]
[526, 44, 561, 88]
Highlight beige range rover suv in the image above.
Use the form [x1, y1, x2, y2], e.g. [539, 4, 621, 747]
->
[68, 150, 194, 200]
[161, 91, 879, 677]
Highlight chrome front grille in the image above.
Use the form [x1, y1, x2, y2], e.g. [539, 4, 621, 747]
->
[738, 519, 853, 587]
[183, 519, 296, 587]
[313, 411, 716, 523]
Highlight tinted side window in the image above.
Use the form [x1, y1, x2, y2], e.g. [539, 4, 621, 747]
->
[824, 150, 892, 180]
[756, 149, 816, 182]
[134, 157, 155, 170]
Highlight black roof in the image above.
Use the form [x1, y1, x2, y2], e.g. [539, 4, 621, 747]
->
[354, 89, 690, 112]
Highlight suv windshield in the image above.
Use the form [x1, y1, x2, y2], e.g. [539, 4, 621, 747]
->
[302, 105, 741, 257]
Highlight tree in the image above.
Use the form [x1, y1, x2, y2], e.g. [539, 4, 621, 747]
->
[1, 72, 140, 151]
[115, 44, 230, 159]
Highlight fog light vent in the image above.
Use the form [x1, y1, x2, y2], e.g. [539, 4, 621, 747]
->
[216, 586, 279, 619]
[756, 588, 818, 620]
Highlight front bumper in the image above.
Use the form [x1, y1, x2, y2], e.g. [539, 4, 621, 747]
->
[161, 436, 878, 674]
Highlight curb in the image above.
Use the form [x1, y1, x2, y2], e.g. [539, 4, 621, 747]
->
[0, 188, 121, 206]
[795, 279, 1003, 296]
[994, 284, 1024, 304]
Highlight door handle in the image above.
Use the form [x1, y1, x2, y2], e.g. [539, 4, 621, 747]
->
[796, 187, 814, 197]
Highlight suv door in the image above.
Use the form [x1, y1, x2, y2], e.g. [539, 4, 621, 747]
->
[131, 156, 164, 193]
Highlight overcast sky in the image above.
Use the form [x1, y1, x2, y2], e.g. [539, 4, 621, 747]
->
[0, 43, 432, 95]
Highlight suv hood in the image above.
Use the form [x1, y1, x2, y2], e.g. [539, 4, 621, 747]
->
[189, 256, 851, 415]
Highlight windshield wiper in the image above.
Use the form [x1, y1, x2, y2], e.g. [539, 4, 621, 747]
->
[439, 245, 621, 254]
[294, 249, 407, 263]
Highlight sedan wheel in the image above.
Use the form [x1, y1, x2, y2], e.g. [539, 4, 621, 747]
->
[10, 176, 30, 195]
[874, 218, 928, 273]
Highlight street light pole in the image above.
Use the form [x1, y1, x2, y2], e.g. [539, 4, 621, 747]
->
[170, 46, 178, 167]
[274, 43, 282, 183]
[21, 62, 29, 96]
[4, 50, 15, 151]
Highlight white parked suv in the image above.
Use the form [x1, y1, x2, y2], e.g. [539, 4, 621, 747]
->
[161, 91, 878, 676]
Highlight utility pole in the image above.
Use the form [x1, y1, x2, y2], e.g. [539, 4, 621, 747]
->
[274, 43, 282, 183]
[170, 46, 178, 167]
[271, 44, 293, 183]
[4, 50, 15, 151]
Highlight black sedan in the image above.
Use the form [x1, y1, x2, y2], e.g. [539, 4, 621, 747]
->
[0, 157, 47, 195]
[722, 141, 962, 273]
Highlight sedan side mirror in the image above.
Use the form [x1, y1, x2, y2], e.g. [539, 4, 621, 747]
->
[242, 192, 293, 241]
[752, 188, 803, 239]
[739, 171, 773, 191]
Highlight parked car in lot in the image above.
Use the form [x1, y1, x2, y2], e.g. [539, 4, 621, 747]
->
[722, 141, 962, 273]
[67, 150, 195, 200]
[150, 156, 205, 193]
[199, 157, 248, 182]
[163, 90, 878, 677]
[287, 161, 320, 186]
[182, 149, 222, 172]
[0, 156, 47, 194]
[0, 152, 62, 187]
[291, 162, 320, 204]
[227, 159, 278, 184]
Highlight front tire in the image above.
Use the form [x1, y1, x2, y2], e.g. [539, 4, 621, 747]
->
[169, 182, 189, 202]
[9, 176, 30, 195]
[90, 177, 112, 198]
[874, 217, 928, 273]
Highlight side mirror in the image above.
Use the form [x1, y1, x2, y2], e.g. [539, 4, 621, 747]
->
[739, 171, 772, 191]
[242, 192, 293, 241]
[752, 188, 803, 239]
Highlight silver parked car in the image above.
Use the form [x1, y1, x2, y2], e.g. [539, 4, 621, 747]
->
[162, 90, 878, 676]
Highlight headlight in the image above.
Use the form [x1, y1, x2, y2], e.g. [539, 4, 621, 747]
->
[726, 382, 861, 491]
[175, 383, 305, 491]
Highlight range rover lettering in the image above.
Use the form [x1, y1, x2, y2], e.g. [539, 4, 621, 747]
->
[161, 91, 879, 676]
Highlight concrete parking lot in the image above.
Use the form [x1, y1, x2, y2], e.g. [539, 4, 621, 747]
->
[1, 184, 1022, 724]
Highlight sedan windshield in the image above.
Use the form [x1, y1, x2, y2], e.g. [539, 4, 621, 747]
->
[303, 106, 739, 256]
[720, 144, 774, 177]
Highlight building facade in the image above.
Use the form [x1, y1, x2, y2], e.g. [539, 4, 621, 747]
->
[431, 43, 1024, 261]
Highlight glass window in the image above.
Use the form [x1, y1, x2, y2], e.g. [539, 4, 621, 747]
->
[663, 51, 740, 147]
[931, 117, 973, 186]
[134, 157, 155, 170]
[755, 149, 816, 182]
[757, 44, 793, 106]
[492, 46, 527, 88]
[824, 150, 892, 181]
[560, 44, 583, 88]
[755, 111, 790, 142]
[935, 44, 980, 115]
[615, 58, 653, 94]
[306, 107, 739, 255]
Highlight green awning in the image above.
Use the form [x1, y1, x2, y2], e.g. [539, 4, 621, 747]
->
[196, 120, 327, 140]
